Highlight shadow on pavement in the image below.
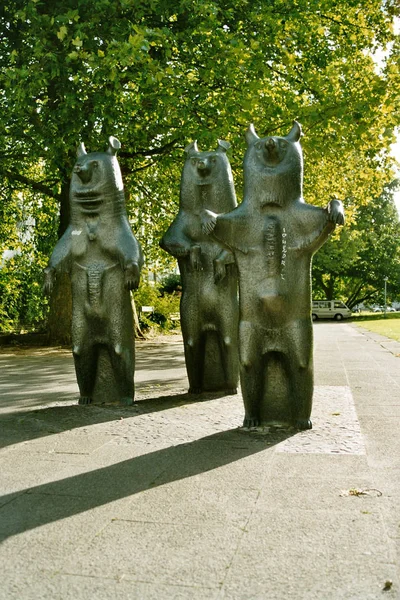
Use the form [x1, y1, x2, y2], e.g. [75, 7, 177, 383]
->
[0, 341, 187, 411]
[0, 391, 233, 450]
[0, 427, 295, 541]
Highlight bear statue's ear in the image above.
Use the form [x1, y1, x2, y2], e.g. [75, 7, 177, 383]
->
[76, 142, 87, 157]
[107, 136, 121, 155]
[184, 141, 199, 156]
[285, 120, 302, 143]
[245, 123, 259, 146]
[217, 139, 230, 153]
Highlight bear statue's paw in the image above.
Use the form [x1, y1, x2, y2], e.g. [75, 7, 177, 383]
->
[124, 263, 140, 290]
[213, 261, 226, 283]
[200, 209, 217, 234]
[43, 267, 55, 296]
[327, 199, 345, 225]
[78, 396, 93, 405]
[188, 387, 203, 394]
[224, 388, 238, 395]
[190, 256, 202, 272]
[120, 396, 135, 406]
[295, 418, 312, 431]
[168, 244, 190, 257]
[242, 416, 260, 428]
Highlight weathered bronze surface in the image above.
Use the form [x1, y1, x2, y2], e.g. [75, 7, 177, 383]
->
[202, 122, 344, 429]
[44, 137, 143, 405]
[160, 140, 239, 394]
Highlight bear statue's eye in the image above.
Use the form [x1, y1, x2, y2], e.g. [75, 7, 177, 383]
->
[255, 141, 263, 151]
[279, 140, 288, 150]
[211, 157, 217, 164]
[191, 158, 197, 166]
[91, 161, 98, 168]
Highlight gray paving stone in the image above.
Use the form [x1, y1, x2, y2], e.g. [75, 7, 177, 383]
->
[254, 475, 378, 511]
[222, 509, 397, 599]
[1, 324, 400, 599]
[59, 519, 243, 587]
[0, 570, 221, 600]
[270, 453, 371, 480]
[117, 479, 260, 527]
[277, 385, 365, 455]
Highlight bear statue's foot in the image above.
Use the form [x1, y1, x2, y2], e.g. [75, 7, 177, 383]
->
[242, 416, 260, 428]
[189, 387, 202, 394]
[225, 388, 238, 395]
[79, 396, 93, 405]
[295, 419, 312, 431]
[120, 396, 135, 406]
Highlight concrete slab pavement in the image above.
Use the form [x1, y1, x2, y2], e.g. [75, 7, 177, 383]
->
[0, 323, 399, 599]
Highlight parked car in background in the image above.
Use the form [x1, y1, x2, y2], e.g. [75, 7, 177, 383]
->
[373, 306, 383, 312]
[312, 300, 352, 321]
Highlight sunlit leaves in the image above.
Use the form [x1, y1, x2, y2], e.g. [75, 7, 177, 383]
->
[0, 0, 399, 331]
[313, 182, 400, 307]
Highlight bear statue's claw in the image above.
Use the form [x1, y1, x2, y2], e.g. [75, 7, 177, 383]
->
[78, 396, 93, 405]
[295, 419, 312, 431]
[225, 388, 238, 395]
[242, 416, 260, 428]
[120, 396, 135, 406]
[189, 387, 202, 394]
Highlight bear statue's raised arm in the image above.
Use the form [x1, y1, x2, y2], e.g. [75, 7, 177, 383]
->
[289, 198, 345, 254]
[43, 225, 74, 294]
[160, 211, 193, 258]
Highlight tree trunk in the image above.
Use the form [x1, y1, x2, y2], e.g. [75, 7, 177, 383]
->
[132, 296, 145, 340]
[47, 272, 72, 345]
[47, 177, 72, 345]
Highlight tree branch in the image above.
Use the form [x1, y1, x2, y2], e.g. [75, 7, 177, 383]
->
[120, 138, 181, 160]
[2, 169, 58, 199]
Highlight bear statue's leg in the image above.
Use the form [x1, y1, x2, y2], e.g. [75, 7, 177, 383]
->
[184, 333, 206, 394]
[289, 360, 313, 430]
[106, 291, 136, 405]
[181, 293, 206, 394]
[219, 334, 238, 395]
[218, 310, 239, 394]
[259, 351, 293, 428]
[287, 322, 314, 430]
[72, 309, 97, 404]
[181, 307, 205, 394]
[73, 343, 98, 405]
[239, 321, 263, 427]
[108, 342, 135, 406]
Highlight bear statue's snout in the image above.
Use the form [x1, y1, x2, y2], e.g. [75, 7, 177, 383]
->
[197, 159, 211, 176]
[262, 137, 281, 165]
[265, 138, 276, 151]
[74, 162, 95, 184]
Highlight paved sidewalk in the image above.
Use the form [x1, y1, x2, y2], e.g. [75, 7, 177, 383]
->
[0, 323, 399, 599]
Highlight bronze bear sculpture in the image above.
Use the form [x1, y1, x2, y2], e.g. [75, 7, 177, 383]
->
[44, 136, 144, 405]
[202, 121, 345, 429]
[160, 140, 239, 394]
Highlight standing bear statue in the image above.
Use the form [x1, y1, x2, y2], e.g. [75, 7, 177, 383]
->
[202, 121, 345, 429]
[160, 140, 239, 394]
[44, 136, 144, 405]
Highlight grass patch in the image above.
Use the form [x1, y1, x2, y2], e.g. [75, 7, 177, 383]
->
[351, 311, 400, 322]
[354, 315, 400, 342]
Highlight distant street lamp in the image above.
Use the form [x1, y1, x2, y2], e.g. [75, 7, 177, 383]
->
[384, 277, 388, 317]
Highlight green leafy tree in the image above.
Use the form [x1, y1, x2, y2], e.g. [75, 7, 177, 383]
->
[312, 181, 400, 308]
[0, 0, 399, 339]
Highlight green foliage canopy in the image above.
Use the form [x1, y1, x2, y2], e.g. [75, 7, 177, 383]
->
[0, 0, 399, 332]
[312, 181, 400, 308]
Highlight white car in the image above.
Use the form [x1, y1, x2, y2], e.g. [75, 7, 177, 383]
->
[312, 300, 352, 321]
